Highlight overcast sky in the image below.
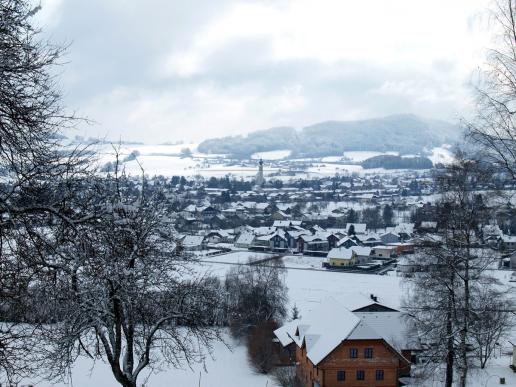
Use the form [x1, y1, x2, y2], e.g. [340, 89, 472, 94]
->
[36, 0, 492, 143]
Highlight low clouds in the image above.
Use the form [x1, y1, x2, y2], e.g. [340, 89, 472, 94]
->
[37, 0, 491, 143]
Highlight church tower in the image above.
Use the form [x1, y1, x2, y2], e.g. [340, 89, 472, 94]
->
[255, 158, 265, 187]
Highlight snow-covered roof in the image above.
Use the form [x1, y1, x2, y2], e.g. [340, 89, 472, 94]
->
[235, 232, 255, 245]
[183, 204, 197, 212]
[327, 247, 354, 260]
[275, 298, 407, 365]
[354, 311, 414, 350]
[337, 237, 358, 247]
[290, 299, 361, 365]
[253, 226, 276, 236]
[182, 235, 205, 247]
[345, 223, 367, 234]
[273, 319, 299, 347]
[273, 220, 291, 227]
[287, 230, 310, 239]
[351, 246, 372, 256]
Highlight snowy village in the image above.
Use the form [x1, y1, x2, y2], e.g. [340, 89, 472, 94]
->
[2, 1, 516, 387]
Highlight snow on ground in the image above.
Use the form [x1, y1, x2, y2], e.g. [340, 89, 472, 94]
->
[306, 163, 363, 176]
[342, 151, 399, 162]
[282, 255, 326, 269]
[191, 260, 403, 314]
[118, 157, 280, 179]
[14, 333, 276, 387]
[284, 266, 403, 313]
[408, 355, 516, 387]
[251, 149, 291, 160]
[123, 156, 199, 177]
[428, 145, 454, 165]
[320, 156, 343, 162]
[91, 142, 440, 179]
[201, 251, 274, 264]
[9, 260, 516, 386]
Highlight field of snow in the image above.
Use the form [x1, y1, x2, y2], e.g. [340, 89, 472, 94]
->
[342, 151, 399, 162]
[194, 260, 404, 314]
[251, 149, 291, 160]
[14, 333, 275, 387]
[201, 251, 275, 264]
[8, 260, 516, 386]
[89, 142, 444, 179]
[282, 255, 326, 269]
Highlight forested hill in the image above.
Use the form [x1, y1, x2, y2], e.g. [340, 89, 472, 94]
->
[361, 155, 433, 169]
[197, 114, 460, 158]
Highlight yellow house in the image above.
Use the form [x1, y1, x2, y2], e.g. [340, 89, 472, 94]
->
[327, 247, 357, 267]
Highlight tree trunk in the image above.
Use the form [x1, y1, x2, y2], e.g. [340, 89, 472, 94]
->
[459, 247, 471, 387]
[445, 290, 454, 387]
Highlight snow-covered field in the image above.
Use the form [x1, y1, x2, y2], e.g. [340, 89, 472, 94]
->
[201, 251, 274, 264]
[251, 149, 291, 160]
[342, 150, 399, 162]
[9, 260, 516, 386]
[282, 254, 326, 269]
[87, 142, 449, 179]
[17, 333, 275, 387]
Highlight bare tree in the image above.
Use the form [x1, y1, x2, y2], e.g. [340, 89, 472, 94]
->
[404, 156, 512, 387]
[14, 166, 224, 387]
[470, 283, 514, 369]
[467, 0, 516, 179]
[0, 0, 87, 380]
[272, 365, 302, 387]
[225, 259, 288, 339]
[247, 320, 279, 374]
[403, 242, 459, 387]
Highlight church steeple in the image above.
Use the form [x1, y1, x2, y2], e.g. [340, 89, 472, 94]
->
[255, 158, 265, 187]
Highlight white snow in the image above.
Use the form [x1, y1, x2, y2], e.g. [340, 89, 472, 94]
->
[13, 333, 276, 387]
[342, 151, 399, 162]
[428, 145, 454, 165]
[201, 251, 274, 264]
[251, 149, 291, 160]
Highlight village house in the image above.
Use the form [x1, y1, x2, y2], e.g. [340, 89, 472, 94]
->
[370, 245, 398, 259]
[337, 237, 358, 249]
[181, 235, 206, 251]
[234, 231, 255, 248]
[326, 247, 357, 267]
[273, 299, 411, 387]
[499, 234, 516, 251]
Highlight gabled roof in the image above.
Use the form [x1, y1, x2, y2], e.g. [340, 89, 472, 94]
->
[351, 246, 372, 256]
[337, 237, 358, 247]
[327, 247, 354, 260]
[235, 232, 255, 245]
[182, 235, 205, 246]
[274, 299, 408, 366]
[289, 299, 361, 365]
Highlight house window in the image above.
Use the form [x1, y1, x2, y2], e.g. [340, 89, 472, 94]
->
[350, 348, 358, 358]
[337, 370, 345, 381]
[364, 347, 374, 358]
[376, 370, 384, 380]
[356, 370, 365, 380]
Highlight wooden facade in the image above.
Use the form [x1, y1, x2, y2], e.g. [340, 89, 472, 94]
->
[296, 339, 410, 387]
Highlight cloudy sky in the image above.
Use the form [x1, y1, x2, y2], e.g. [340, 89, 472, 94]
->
[36, 0, 492, 143]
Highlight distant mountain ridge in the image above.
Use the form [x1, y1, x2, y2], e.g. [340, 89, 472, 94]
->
[197, 114, 460, 158]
